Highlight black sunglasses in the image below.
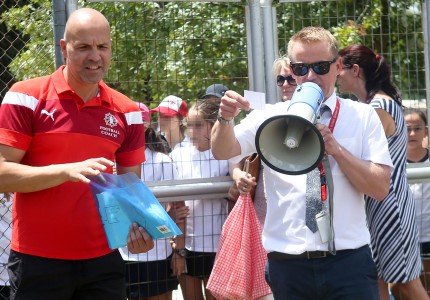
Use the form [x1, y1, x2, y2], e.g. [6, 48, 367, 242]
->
[290, 57, 338, 76]
[276, 75, 297, 87]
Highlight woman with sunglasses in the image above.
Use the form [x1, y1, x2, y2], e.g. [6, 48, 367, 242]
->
[273, 55, 297, 102]
[337, 45, 428, 300]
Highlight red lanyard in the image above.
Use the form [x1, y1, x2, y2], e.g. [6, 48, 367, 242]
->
[319, 98, 340, 201]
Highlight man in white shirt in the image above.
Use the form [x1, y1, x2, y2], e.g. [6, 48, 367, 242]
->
[211, 26, 393, 299]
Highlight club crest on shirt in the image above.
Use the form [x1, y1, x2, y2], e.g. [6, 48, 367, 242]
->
[104, 113, 118, 127]
[100, 113, 120, 138]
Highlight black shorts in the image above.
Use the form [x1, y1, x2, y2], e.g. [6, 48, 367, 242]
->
[185, 251, 216, 279]
[125, 257, 178, 299]
[8, 249, 126, 300]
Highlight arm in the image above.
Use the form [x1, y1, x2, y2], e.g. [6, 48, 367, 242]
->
[211, 90, 250, 160]
[317, 123, 391, 200]
[0, 145, 114, 193]
[229, 159, 256, 194]
[116, 164, 141, 178]
[169, 201, 187, 277]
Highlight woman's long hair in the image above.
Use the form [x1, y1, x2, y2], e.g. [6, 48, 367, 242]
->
[339, 44, 401, 106]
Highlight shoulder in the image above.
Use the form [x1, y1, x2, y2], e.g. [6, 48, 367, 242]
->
[8, 75, 52, 97]
[170, 145, 189, 161]
[156, 151, 174, 164]
[337, 97, 383, 126]
[338, 97, 371, 113]
[100, 82, 139, 113]
[147, 150, 174, 164]
[370, 97, 390, 107]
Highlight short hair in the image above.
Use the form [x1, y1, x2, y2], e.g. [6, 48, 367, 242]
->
[272, 55, 290, 77]
[287, 27, 339, 62]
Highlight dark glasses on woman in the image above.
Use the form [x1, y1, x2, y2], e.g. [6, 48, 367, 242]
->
[290, 57, 338, 76]
[276, 75, 297, 87]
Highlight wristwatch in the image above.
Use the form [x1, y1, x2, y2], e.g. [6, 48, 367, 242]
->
[217, 111, 235, 125]
[175, 248, 188, 257]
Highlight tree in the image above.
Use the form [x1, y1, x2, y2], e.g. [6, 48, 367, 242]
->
[1, 0, 425, 105]
[0, 0, 32, 103]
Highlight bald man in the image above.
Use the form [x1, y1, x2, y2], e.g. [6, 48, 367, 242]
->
[0, 8, 153, 300]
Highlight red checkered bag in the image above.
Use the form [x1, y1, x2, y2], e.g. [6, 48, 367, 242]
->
[207, 192, 272, 300]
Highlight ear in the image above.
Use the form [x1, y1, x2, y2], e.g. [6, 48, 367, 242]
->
[60, 39, 67, 60]
[335, 57, 342, 74]
[352, 64, 360, 77]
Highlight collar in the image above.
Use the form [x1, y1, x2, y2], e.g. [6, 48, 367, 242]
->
[51, 66, 113, 108]
[321, 92, 338, 112]
[407, 151, 429, 163]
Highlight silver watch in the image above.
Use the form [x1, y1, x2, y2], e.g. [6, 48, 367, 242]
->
[217, 112, 235, 125]
[175, 248, 188, 257]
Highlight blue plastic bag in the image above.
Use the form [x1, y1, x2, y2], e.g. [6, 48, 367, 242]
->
[89, 172, 182, 249]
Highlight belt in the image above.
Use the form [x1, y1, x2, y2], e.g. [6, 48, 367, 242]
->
[267, 247, 363, 260]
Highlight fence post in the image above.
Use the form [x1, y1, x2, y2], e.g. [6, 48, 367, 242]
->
[246, 0, 265, 93]
[261, 0, 278, 104]
[52, 0, 67, 69]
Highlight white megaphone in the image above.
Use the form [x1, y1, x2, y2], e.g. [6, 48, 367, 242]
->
[255, 82, 325, 175]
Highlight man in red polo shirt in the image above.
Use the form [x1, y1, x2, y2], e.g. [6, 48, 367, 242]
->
[0, 8, 154, 300]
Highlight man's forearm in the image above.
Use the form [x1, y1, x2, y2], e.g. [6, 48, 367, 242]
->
[211, 122, 241, 160]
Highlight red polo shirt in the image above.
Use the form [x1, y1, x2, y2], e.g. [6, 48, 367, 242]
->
[0, 66, 145, 259]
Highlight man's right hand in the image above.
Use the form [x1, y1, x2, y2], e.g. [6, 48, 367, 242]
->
[63, 157, 114, 184]
[219, 90, 251, 121]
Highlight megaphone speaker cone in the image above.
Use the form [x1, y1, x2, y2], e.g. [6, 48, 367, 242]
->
[255, 114, 325, 175]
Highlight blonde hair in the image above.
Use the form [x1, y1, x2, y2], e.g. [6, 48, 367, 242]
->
[272, 55, 290, 77]
[287, 27, 338, 61]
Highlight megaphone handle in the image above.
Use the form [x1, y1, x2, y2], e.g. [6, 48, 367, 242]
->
[244, 159, 250, 177]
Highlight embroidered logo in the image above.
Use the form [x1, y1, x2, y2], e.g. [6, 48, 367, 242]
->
[41, 109, 56, 121]
[104, 113, 118, 128]
[100, 113, 120, 139]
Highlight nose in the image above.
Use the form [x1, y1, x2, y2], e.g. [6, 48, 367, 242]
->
[87, 48, 102, 61]
[306, 68, 318, 81]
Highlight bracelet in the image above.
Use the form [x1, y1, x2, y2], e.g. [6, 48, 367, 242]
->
[217, 111, 235, 125]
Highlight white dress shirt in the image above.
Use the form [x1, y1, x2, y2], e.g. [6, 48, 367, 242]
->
[233, 92, 393, 253]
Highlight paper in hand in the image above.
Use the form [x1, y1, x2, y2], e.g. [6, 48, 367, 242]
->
[244, 90, 266, 110]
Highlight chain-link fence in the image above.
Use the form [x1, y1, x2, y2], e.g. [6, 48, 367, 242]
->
[1, 0, 430, 298]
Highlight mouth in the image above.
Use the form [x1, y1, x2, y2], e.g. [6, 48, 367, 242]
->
[86, 65, 101, 70]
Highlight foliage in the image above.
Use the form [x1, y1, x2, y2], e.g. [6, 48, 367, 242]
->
[276, 0, 425, 100]
[2, 0, 55, 79]
[1, 0, 426, 104]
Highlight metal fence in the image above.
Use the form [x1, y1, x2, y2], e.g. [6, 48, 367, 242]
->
[1, 0, 430, 298]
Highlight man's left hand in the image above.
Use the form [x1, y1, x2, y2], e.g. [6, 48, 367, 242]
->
[127, 223, 154, 253]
